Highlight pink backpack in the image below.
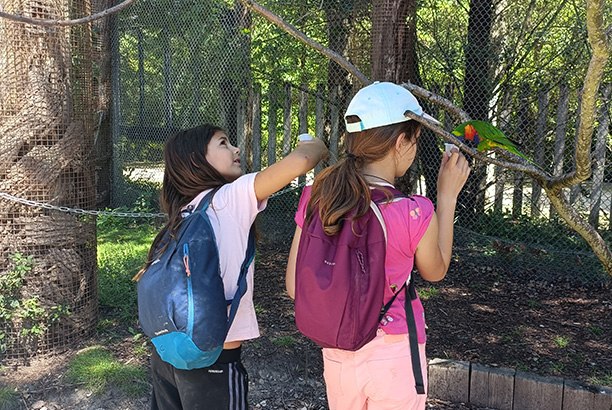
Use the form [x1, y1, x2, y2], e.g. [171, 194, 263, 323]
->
[294, 186, 426, 394]
[294, 188, 402, 350]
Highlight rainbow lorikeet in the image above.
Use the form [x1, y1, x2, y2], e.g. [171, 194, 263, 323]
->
[451, 120, 531, 163]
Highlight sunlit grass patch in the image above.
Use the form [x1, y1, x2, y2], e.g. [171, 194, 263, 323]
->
[97, 223, 159, 324]
[67, 346, 148, 396]
[552, 335, 571, 348]
[588, 371, 612, 387]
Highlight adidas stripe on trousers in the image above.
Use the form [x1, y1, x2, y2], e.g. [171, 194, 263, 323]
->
[150, 346, 248, 410]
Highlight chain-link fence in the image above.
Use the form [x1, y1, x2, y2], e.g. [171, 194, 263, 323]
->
[1, 0, 610, 362]
[0, 0, 98, 362]
[103, 0, 611, 285]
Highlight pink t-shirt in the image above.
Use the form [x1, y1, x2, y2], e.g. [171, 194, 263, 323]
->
[294, 184, 433, 344]
[185, 173, 267, 343]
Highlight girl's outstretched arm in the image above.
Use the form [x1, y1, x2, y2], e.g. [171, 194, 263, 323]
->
[254, 138, 328, 202]
[285, 225, 302, 299]
[415, 149, 470, 282]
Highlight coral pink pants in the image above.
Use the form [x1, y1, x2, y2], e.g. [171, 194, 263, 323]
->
[322, 331, 427, 410]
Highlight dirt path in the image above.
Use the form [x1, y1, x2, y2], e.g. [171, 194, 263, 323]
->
[2, 243, 609, 409]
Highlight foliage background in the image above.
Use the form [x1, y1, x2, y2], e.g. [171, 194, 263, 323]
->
[99, 0, 612, 284]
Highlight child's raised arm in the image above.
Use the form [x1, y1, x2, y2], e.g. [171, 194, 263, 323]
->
[415, 149, 470, 282]
[254, 138, 328, 202]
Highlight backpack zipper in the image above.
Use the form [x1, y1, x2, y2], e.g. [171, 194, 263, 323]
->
[183, 243, 195, 336]
[353, 249, 366, 345]
[183, 244, 192, 276]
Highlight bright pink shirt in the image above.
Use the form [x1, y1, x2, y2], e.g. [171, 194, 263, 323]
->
[295, 185, 433, 344]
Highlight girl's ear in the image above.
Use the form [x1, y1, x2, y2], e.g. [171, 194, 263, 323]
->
[395, 132, 407, 153]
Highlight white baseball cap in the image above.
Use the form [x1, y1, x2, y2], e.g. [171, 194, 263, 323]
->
[344, 81, 440, 133]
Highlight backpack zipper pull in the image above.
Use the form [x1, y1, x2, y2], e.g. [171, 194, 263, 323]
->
[183, 243, 191, 277]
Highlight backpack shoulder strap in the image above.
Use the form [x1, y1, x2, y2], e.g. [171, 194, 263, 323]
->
[227, 224, 256, 325]
[405, 274, 426, 394]
[369, 200, 387, 243]
[190, 185, 255, 328]
[369, 186, 407, 247]
[194, 186, 222, 213]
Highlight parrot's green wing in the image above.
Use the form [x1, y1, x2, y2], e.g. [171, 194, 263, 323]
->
[470, 120, 532, 163]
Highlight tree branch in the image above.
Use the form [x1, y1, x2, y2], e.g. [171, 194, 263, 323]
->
[404, 110, 549, 183]
[402, 82, 471, 123]
[235, 0, 371, 86]
[0, 0, 137, 27]
[547, 0, 611, 189]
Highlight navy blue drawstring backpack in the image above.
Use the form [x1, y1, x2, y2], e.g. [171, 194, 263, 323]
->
[137, 188, 255, 370]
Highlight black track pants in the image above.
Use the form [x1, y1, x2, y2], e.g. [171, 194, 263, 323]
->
[150, 346, 248, 410]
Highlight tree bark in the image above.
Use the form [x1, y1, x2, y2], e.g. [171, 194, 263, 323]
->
[94, 0, 114, 208]
[590, 84, 612, 228]
[324, 0, 355, 152]
[371, 0, 412, 83]
[457, 0, 494, 225]
[0, 0, 98, 358]
[219, 1, 251, 145]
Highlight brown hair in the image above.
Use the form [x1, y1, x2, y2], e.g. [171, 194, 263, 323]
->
[306, 118, 421, 236]
[133, 124, 227, 281]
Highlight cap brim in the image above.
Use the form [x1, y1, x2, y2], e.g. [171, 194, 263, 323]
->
[404, 110, 442, 126]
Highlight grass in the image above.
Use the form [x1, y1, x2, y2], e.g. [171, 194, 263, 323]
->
[552, 335, 571, 348]
[66, 346, 148, 396]
[58, 216, 158, 401]
[271, 336, 295, 347]
[589, 372, 612, 387]
[549, 362, 566, 374]
[417, 286, 440, 300]
[0, 386, 18, 410]
[589, 326, 604, 336]
[97, 220, 160, 324]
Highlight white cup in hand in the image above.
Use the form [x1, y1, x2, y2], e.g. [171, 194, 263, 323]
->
[298, 133, 314, 142]
[445, 143, 458, 155]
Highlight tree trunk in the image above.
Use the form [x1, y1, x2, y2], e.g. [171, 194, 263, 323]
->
[457, 0, 494, 225]
[0, 0, 98, 360]
[252, 84, 262, 172]
[531, 88, 548, 217]
[219, 1, 251, 145]
[282, 83, 292, 158]
[267, 85, 278, 167]
[371, 0, 412, 83]
[324, 0, 354, 144]
[549, 84, 570, 218]
[94, 0, 114, 209]
[370, 0, 435, 198]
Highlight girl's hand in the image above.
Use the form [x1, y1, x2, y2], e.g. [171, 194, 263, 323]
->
[437, 149, 470, 200]
[296, 137, 329, 162]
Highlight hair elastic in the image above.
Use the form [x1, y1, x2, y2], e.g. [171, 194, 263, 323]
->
[346, 153, 357, 159]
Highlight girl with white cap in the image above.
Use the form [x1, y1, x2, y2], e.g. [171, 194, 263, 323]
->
[286, 82, 470, 410]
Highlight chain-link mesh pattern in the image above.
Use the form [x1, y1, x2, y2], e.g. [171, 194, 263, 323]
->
[106, 0, 610, 284]
[0, 0, 98, 362]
